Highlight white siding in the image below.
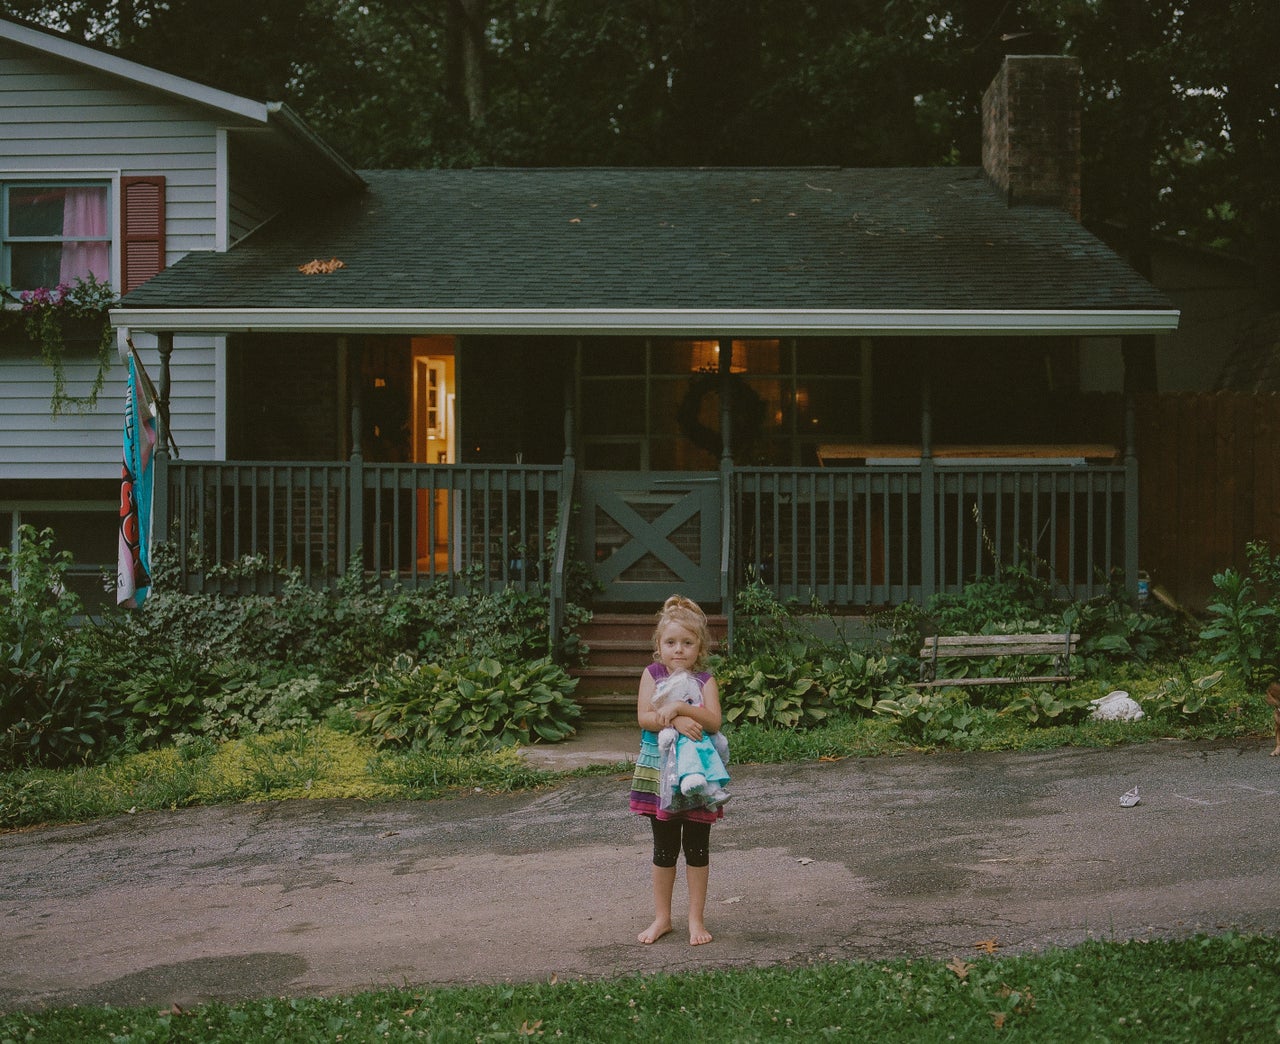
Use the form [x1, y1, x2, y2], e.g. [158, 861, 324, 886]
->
[0, 338, 217, 476]
[0, 39, 242, 478]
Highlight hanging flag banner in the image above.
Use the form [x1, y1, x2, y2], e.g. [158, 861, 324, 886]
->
[117, 338, 159, 607]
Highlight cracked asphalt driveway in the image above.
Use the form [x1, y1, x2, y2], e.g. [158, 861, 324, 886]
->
[2, 738, 1278, 1012]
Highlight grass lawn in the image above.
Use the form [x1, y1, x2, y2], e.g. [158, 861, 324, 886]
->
[1, 934, 1276, 1042]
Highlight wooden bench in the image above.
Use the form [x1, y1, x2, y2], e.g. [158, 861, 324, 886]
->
[913, 632, 1080, 688]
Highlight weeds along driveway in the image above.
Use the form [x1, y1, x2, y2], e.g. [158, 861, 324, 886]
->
[2, 738, 1278, 1012]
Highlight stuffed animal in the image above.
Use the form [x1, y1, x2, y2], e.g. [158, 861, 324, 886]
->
[651, 669, 731, 809]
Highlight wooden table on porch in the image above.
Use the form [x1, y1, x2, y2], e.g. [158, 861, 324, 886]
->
[813, 443, 1121, 588]
[815, 443, 1120, 466]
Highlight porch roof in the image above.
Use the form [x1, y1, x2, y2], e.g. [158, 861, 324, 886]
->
[114, 167, 1178, 337]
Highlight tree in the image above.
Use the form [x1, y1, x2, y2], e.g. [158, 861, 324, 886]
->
[7, 0, 1273, 291]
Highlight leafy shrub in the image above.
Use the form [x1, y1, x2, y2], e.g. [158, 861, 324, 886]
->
[85, 556, 581, 685]
[0, 621, 123, 769]
[821, 652, 907, 714]
[1000, 686, 1095, 727]
[352, 654, 581, 751]
[1200, 541, 1280, 688]
[731, 581, 812, 658]
[114, 650, 248, 749]
[926, 561, 1059, 634]
[871, 689, 996, 745]
[1142, 668, 1227, 723]
[717, 653, 828, 729]
[1067, 595, 1181, 668]
[184, 673, 341, 743]
[0, 526, 125, 768]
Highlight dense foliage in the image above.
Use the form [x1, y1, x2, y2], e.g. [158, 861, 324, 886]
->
[719, 566, 1213, 745]
[1200, 539, 1280, 689]
[0, 527, 582, 770]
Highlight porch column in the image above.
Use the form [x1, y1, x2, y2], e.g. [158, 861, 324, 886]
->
[551, 360, 577, 647]
[717, 338, 733, 466]
[344, 335, 363, 573]
[1124, 393, 1140, 601]
[151, 331, 173, 552]
[562, 360, 576, 464]
[919, 354, 937, 598]
[718, 338, 734, 627]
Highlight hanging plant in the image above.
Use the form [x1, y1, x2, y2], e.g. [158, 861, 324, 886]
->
[0, 274, 117, 416]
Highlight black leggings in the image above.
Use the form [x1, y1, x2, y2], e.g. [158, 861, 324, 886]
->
[650, 817, 711, 869]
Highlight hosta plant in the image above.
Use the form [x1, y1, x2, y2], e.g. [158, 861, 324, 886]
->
[353, 654, 581, 751]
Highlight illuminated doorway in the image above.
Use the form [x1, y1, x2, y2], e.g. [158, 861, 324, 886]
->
[411, 336, 456, 570]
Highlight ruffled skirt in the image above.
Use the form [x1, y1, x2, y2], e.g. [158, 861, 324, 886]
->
[629, 729, 723, 824]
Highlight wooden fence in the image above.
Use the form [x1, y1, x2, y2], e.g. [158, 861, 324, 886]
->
[1136, 392, 1280, 608]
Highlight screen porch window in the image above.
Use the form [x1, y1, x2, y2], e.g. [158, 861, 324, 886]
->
[2, 183, 111, 290]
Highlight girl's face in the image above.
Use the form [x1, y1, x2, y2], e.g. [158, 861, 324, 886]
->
[657, 621, 701, 671]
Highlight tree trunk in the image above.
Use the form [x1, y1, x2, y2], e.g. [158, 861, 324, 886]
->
[446, 0, 487, 125]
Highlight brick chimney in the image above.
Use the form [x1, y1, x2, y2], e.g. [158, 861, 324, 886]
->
[982, 55, 1081, 220]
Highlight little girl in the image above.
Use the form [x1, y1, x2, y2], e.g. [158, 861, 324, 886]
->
[629, 594, 728, 946]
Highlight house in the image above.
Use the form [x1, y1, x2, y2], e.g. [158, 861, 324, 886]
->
[0, 16, 361, 604]
[2, 17, 1179, 628]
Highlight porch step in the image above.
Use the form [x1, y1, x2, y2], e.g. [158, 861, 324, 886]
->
[570, 611, 727, 721]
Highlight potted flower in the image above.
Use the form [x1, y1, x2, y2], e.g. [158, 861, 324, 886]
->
[0, 274, 117, 415]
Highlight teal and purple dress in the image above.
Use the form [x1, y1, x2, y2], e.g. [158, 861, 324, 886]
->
[629, 662, 725, 824]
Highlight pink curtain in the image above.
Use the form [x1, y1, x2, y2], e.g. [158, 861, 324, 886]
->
[58, 187, 110, 284]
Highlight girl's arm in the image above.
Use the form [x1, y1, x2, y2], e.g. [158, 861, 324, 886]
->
[638, 671, 723, 738]
[636, 668, 667, 732]
[668, 677, 723, 739]
[681, 677, 723, 732]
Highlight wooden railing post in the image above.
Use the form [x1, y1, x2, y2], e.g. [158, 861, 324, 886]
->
[1124, 393, 1140, 601]
[919, 359, 937, 600]
[344, 336, 363, 578]
[550, 364, 577, 653]
[718, 338, 735, 641]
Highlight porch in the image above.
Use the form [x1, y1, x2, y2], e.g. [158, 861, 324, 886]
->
[152, 441, 1137, 650]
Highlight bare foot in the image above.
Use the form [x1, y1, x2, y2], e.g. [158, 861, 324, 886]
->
[638, 918, 673, 944]
[689, 922, 713, 946]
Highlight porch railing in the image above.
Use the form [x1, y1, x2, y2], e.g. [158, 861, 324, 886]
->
[155, 456, 1136, 632]
[732, 460, 1133, 606]
[160, 458, 564, 598]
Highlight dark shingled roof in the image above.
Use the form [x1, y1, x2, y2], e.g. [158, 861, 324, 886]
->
[122, 167, 1172, 313]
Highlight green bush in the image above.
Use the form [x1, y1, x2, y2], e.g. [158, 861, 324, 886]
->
[926, 561, 1058, 633]
[352, 654, 581, 751]
[0, 526, 125, 769]
[1000, 686, 1095, 727]
[1200, 540, 1280, 688]
[115, 650, 247, 749]
[717, 653, 829, 729]
[821, 652, 906, 714]
[0, 620, 122, 769]
[1142, 667, 1228, 723]
[872, 689, 996, 746]
[1067, 594, 1182, 668]
[184, 672, 340, 743]
[730, 580, 813, 658]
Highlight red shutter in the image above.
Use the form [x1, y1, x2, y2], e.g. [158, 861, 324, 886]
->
[119, 175, 166, 293]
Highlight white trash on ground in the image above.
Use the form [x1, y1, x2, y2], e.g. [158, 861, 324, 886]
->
[1091, 690, 1145, 721]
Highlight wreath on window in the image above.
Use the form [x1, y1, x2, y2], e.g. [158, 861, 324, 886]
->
[676, 370, 766, 460]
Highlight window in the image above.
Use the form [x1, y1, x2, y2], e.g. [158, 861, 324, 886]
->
[2, 182, 111, 290]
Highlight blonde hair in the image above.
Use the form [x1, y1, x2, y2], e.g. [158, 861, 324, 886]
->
[652, 594, 713, 668]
